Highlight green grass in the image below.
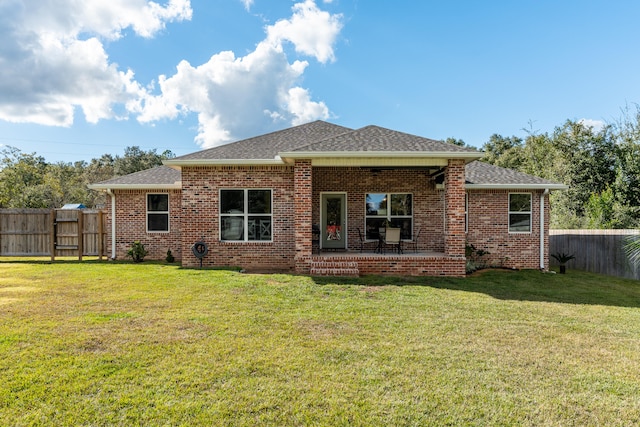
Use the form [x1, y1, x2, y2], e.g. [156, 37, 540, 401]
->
[1, 261, 640, 426]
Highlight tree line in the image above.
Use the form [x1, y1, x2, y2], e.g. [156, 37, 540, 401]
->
[1, 108, 639, 229]
[0, 146, 174, 209]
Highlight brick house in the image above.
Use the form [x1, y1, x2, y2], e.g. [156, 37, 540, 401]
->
[89, 121, 566, 277]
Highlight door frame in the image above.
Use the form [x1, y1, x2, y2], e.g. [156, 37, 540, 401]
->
[319, 192, 347, 250]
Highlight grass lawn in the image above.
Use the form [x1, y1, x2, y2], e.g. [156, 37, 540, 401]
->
[1, 260, 639, 426]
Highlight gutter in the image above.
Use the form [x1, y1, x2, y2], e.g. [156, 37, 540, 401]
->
[106, 188, 116, 260]
[278, 150, 483, 161]
[89, 183, 181, 190]
[540, 189, 549, 270]
[463, 183, 569, 190]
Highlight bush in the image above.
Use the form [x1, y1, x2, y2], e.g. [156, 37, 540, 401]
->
[466, 243, 491, 274]
[127, 241, 148, 263]
[166, 249, 175, 263]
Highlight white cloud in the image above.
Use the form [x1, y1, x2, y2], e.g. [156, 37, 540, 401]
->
[579, 118, 606, 132]
[0, 0, 191, 126]
[138, 0, 341, 148]
[0, 0, 341, 149]
[286, 87, 330, 126]
[267, 0, 342, 64]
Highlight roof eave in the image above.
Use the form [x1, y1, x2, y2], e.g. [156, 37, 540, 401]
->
[279, 151, 483, 165]
[280, 150, 482, 158]
[88, 183, 182, 191]
[163, 158, 285, 167]
[442, 183, 568, 190]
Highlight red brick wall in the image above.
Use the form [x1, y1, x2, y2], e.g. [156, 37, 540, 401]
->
[294, 160, 313, 273]
[106, 189, 182, 261]
[318, 254, 467, 277]
[106, 166, 550, 274]
[466, 189, 549, 270]
[444, 159, 466, 258]
[180, 165, 296, 271]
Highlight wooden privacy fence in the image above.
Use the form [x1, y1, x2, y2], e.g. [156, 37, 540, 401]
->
[0, 209, 106, 260]
[550, 229, 640, 280]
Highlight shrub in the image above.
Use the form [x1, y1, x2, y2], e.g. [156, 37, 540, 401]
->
[166, 249, 175, 263]
[465, 243, 491, 274]
[551, 252, 575, 274]
[127, 241, 148, 263]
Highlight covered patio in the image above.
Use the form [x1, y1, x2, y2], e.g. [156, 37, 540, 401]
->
[288, 156, 474, 277]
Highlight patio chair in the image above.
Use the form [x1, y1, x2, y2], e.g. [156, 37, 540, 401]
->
[356, 228, 366, 252]
[382, 227, 402, 254]
[409, 227, 421, 253]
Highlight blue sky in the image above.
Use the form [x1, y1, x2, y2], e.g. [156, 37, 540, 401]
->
[1, 0, 639, 163]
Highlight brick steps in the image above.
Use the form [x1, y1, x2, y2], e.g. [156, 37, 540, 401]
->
[310, 260, 359, 277]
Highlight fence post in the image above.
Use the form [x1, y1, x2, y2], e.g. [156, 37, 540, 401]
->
[50, 209, 56, 261]
[77, 210, 84, 261]
[98, 210, 104, 260]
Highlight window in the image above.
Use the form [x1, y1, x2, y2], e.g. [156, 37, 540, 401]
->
[147, 194, 169, 232]
[509, 193, 531, 233]
[365, 193, 413, 240]
[220, 189, 272, 241]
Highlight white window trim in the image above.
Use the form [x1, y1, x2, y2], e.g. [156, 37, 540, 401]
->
[219, 189, 273, 242]
[364, 192, 413, 241]
[147, 193, 170, 233]
[508, 192, 532, 234]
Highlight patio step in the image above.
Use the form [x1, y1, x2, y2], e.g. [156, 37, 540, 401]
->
[309, 260, 359, 277]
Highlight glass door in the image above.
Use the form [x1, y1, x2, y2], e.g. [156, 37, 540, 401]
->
[321, 193, 346, 250]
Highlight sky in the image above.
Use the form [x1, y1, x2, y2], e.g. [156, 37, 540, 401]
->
[1, 0, 640, 163]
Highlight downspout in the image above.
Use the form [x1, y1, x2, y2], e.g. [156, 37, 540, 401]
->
[106, 188, 116, 260]
[540, 189, 549, 270]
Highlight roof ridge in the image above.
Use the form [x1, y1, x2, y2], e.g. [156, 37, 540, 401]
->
[171, 120, 347, 160]
[285, 123, 480, 154]
[288, 125, 358, 152]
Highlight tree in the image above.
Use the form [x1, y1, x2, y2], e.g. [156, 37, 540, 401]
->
[113, 146, 175, 176]
[83, 154, 115, 208]
[0, 147, 50, 208]
[444, 137, 478, 150]
[612, 107, 640, 224]
[481, 134, 524, 170]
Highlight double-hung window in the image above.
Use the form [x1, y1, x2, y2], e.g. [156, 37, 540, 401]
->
[365, 193, 413, 240]
[220, 189, 272, 241]
[147, 194, 169, 232]
[508, 193, 532, 233]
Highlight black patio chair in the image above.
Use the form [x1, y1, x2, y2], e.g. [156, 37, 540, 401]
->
[356, 228, 365, 252]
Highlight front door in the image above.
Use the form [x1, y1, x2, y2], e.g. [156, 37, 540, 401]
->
[321, 193, 346, 250]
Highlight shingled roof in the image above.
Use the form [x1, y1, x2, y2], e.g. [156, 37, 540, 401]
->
[288, 125, 478, 154]
[165, 120, 352, 164]
[164, 120, 482, 166]
[465, 161, 567, 189]
[89, 121, 565, 190]
[88, 166, 181, 190]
